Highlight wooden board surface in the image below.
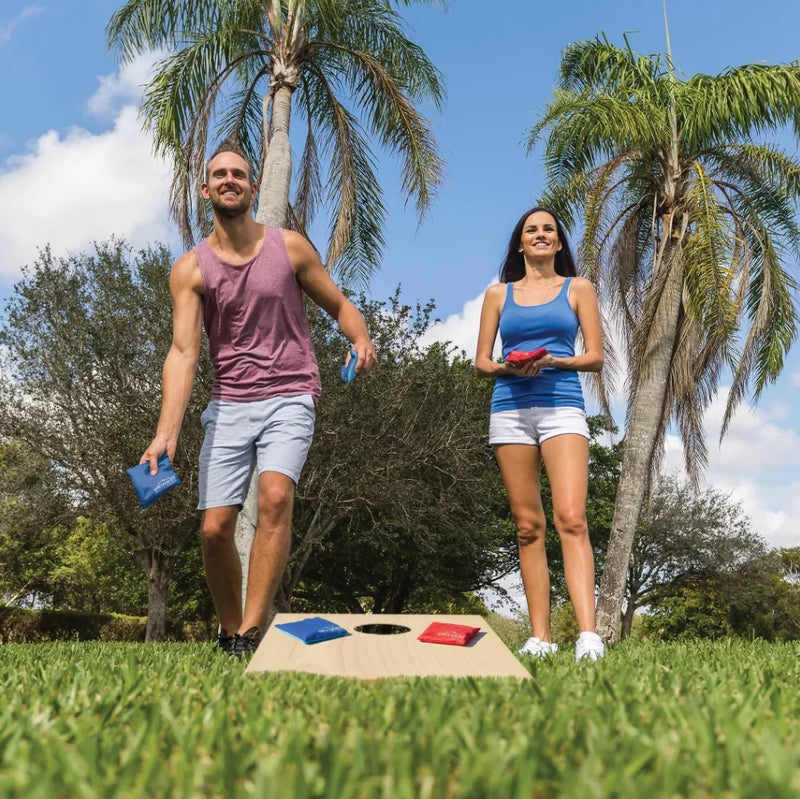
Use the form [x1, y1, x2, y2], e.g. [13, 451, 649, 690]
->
[246, 613, 531, 680]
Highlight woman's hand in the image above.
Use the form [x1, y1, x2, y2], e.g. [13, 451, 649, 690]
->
[506, 352, 553, 377]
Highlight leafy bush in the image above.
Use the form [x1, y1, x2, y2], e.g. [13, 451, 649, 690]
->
[0, 607, 211, 643]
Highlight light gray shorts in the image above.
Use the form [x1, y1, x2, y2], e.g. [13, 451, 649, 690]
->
[197, 394, 316, 510]
[489, 406, 589, 447]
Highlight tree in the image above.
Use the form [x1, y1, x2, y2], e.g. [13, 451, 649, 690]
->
[278, 291, 518, 612]
[623, 475, 766, 638]
[0, 441, 211, 622]
[778, 546, 800, 586]
[641, 576, 734, 640]
[645, 549, 800, 642]
[106, 0, 445, 284]
[0, 441, 72, 607]
[107, 0, 447, 597]
[724, 548, 800, 640]
[46, 517, 149, 616]
[0, 240, 212, 640]
[528, 34, 800, 640]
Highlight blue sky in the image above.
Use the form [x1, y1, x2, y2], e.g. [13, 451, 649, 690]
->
[1, 0, 800, 552]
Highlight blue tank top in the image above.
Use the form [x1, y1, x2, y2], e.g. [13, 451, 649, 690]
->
[491, 278, 585, 412]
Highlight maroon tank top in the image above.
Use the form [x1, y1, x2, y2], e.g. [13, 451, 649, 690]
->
[194, 227, 321, 402]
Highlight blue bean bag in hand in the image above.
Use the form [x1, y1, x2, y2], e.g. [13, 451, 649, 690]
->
[126, 453, 182, 509]
[340, 348, 358, 383]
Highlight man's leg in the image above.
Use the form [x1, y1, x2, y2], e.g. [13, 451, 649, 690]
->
[197, 398, 254, 640]
[239, 470, 295, 634]
[201, 505, 243, 636]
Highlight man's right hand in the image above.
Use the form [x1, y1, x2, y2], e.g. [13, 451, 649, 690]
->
[140, 435, 176, 475]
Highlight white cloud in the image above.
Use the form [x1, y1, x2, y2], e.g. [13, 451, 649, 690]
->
[705, 395, 800, 474]
[705, 400, 800, 550]
[662, 390, 800, 550]
[419, 285, 494, 358]
[0, 6, 42, 44]
[87, 51, 166, 120]
[0, 60, 176, 284]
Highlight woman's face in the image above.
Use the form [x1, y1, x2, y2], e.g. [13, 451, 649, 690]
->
[518, 211, 562, 262]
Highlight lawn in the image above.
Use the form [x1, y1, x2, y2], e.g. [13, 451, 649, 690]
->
[0, 637, 798, 798]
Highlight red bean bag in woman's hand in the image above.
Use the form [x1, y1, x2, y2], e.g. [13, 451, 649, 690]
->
[505, 348, 548, 366]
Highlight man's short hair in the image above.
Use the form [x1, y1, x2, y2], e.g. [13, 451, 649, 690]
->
[205, 140, 255, 182]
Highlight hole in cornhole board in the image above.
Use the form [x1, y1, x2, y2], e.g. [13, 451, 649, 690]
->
[354, 624, 411, 635]
[246, 613, 531, 680]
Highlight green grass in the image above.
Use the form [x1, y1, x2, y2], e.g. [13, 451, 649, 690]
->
[0, 639, 798, 798]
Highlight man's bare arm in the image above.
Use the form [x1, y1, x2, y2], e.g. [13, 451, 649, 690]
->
[140, 252, 204, 473]
[284, 230, 377, 375]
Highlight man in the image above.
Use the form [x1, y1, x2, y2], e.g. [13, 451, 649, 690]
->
[141, 141, 377, 658]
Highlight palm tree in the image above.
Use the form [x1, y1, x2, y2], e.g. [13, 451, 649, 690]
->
[107, 0, 446, 610]
[528, 34, 800, 642]
[107, 0, 445, 286]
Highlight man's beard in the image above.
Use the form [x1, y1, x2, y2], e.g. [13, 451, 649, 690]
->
[210, 194, 252, 218]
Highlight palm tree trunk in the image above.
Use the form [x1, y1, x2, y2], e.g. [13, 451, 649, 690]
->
[235, 83, 295, 611]
[596, 241, 685, 642]
[256, 85, 292, 228]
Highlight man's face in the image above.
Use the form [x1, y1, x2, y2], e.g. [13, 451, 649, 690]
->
[201, 151, 256, 218]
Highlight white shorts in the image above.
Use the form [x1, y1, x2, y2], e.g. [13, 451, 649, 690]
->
[489, 406, 589, 446]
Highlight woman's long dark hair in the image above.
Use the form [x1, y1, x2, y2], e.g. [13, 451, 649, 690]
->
[499, 207, 577, 283]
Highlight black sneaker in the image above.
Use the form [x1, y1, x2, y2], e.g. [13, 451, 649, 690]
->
[231, 626, 262, 659]
[216, 629, 235, 655]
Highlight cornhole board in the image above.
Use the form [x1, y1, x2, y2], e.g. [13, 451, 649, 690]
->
[245, 613, 531, 680]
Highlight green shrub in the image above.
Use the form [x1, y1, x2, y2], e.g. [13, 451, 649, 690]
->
[0, 607, 211, 643]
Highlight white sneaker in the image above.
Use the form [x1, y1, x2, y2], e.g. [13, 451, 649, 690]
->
[575, 631, 605, 661]
[518, 637, 558, 658]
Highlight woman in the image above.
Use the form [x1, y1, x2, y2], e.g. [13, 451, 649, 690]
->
[475, 207, 605, 661]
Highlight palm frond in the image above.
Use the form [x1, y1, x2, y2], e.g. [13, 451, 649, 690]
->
[301, 67, 385, 285]
[107, 0, 261, 59]
[723, 235, 799, 433]
[682, 62, 800, 145]
[558, 36, 670, 97]
[305, 7, 445, 219]
[533, 91, 671, 183]
[290, 100, 323, 232]
[680, 163, 739, 344]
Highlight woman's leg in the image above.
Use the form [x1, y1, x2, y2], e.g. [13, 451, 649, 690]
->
[540, 433, 597, 633]
[494, 444, 552, 641]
